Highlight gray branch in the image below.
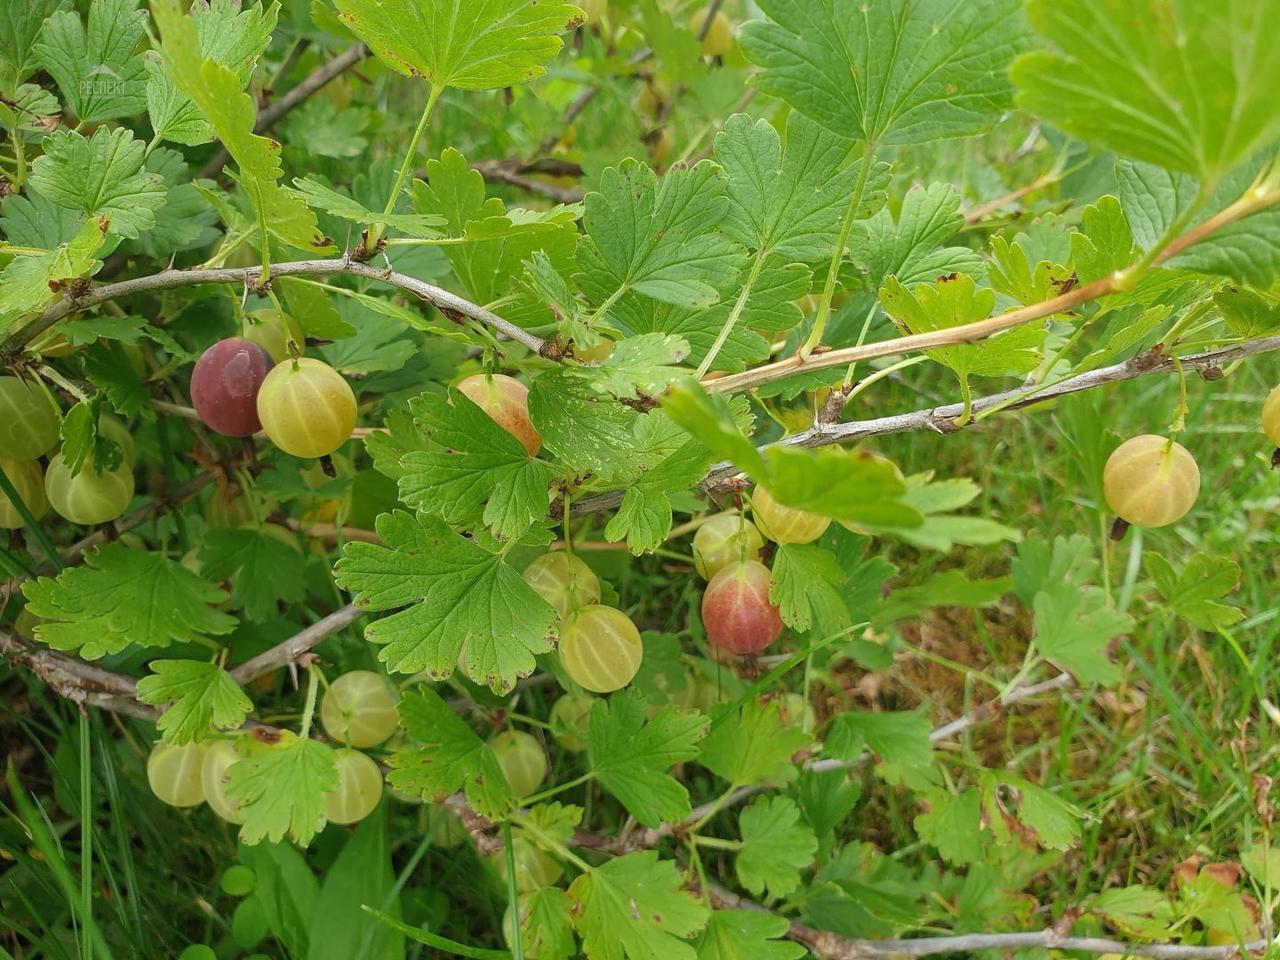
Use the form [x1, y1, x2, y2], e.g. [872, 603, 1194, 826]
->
[2, 258, 547, 357]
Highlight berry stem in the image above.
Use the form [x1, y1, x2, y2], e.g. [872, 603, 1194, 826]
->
[366, 83, 443, 256]
[298, 663, 321, 739]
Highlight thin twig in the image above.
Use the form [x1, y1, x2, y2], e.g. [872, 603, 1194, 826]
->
[228, 604, 364, 683]
[570, 336, 1280, 516]
[1, 258, 547, 359]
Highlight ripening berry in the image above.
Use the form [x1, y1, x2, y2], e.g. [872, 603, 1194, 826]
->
[45, 453, 134, 525]
[574, 337, 614, 363]
[558, 604, 644, 693]
[148, 742, 207, 808]
[1263, 385, 1280, 447]
[694, 10, 734, 57]
[98, 414, 135, 465]
[202, 739, 244, 824]
[751, 486, 830, 544]
[1102, 434, 1200, 528]
[323, 748, 383, 824]
[702, 560, 784, 656]
[242, 308, 305, 364]
[428, 805, 468, 848]
[777, 692, 816, 731]
[490, 729, 548, 798]
[456, 373, 541, 456]
[549, 691, 595, 752]
[522, 550, 601, 619]
[257, 358, 357, 459]
[0, 376, 60, 460]
[320, 670, 400, 748]
[191, 338, 274, 437]
[692, 510, 764, 580]
[487, 837, 563, 893]
[0, 459, 47, 529]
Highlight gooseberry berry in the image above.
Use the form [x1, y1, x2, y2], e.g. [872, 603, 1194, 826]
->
[751, 486, 830, 544]
[45, 453, 134, 525]
[522, 550, 601, 619]
[558, 604, 644, 693]
[201, 739, 244, 824]
[701, 560, 784, 656]
[147, 742, 207, 808]
[0, 459, 47, 528]
[98, 413, 136, 466]
[256, 358, 357, 459]
[456, 373, 541, 456]
[319, 670, 400, 748]
[490, 729, 548, 798]
[1263, 385, 1280, 454]
[487, 837, 563, 893]
[323, 748, 383, 824]
[692, 510, 764, 580]
[0, 376, 60, 460]
[191, 338, 274, 437]
[574, 337, 614, 363]
[242, 308, 304, 364]
[1102, 434, 1200, 528]
[694, 10, 734, 57]
[549, 691, 595, 752]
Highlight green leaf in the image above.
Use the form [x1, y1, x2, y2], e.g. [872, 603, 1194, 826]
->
[568, 851, 709, 960]
[740, 0, 1027, 145]
[1011, 534, 1098, 605]
[334, 511, 557, 693]
[151, 0, 330, 253]
[578, 159, 745, 310]
[293, 176, 444, 236]
[1145, 553, 1244, 632]
[515, 887, 576, 960]
[662, 381, 920, 528]
[699, 699, 811, 788]
[914, 788, 983, 865]
[387, 688, 516, 820]
[823, 710, 933, 777]
[736, 796, 817, 899]
[136, 660, 253, 745]
[146, 0, 280, 146]
[1091, 886, 1175, 939]
[769, 543, 849, 635]
[29, 127, 166, 240]
[855, 474, 1021, 551]
[873, 569, 1010, 629]
[1032, 583, 1131, 684]
[34, 0, 148, 123]
[1013, 0, 1280, 186]
[199, 528, 307, 623]
[0, 219, 107, 325]
[849, 182, 982, 291]
[23, 544, 236, 659]
[0, 0, 65, 91]
[332, 0, 583, 90]
[397, 390, 554, 541]
[228, 733, 337, 847]
[527, 369, 641, 476]
[413, 151, 579, 306]
[714, 111, 884, 262]
[694, 910, 806, 960]
[880, 274, 1046, 398]
[981, 771, 1082, 853]
[575, 333, 692, 399]
[587, 691, 707, 827]
[987, 235, 1072, 306]
[308, 809, 404, 960]
[1069, 196, 1137, 284]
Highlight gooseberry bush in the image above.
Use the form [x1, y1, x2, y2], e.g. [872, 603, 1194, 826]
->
[4, 0, 1280, 957]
